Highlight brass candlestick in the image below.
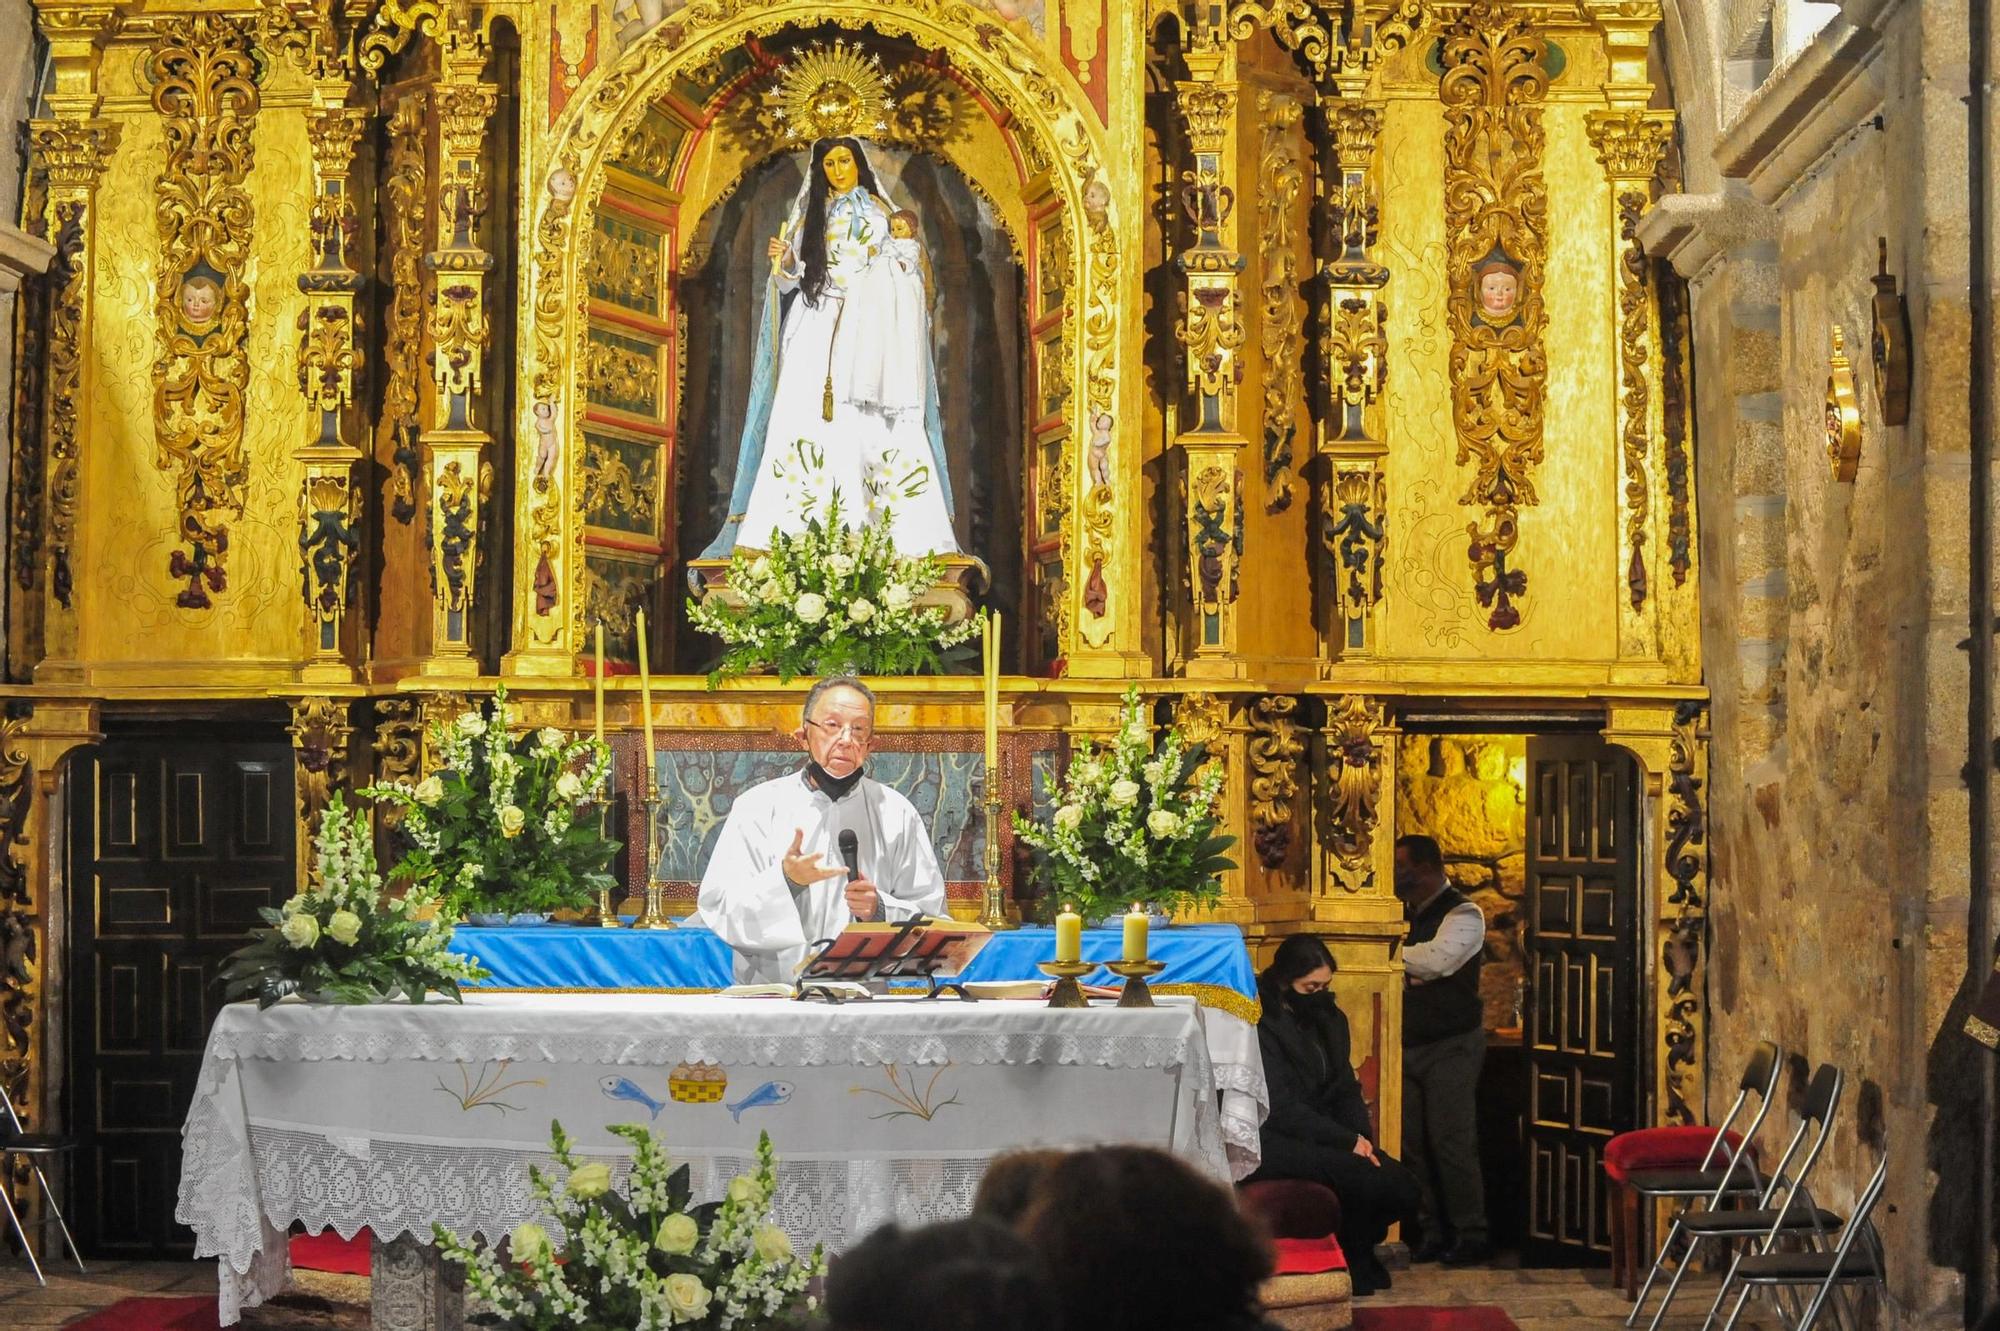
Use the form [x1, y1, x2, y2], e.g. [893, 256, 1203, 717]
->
[1106, 959, 1166, 1008]
[1037, 959, 1093, 1009]
[976, 791, 1012, 929]
[631, 768, 674, 930]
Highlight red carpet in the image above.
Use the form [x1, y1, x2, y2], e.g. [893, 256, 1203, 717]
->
[61, 1296, 219, 1331]
[289, 1226, 371, 1275]
[1353, 1307, 1521, 1331]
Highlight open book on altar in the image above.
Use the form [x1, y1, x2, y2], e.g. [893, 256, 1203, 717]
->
[800, 917, 993, 983]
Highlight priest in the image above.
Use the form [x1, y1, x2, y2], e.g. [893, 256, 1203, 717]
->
[698, 676, 948, 983]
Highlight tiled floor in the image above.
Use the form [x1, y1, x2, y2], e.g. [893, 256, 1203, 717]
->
[0, 1253, 1781, 1330]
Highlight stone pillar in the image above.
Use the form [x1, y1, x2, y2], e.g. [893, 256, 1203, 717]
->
[419, 20, 497, 677]
[1172, 64, 1248, 678]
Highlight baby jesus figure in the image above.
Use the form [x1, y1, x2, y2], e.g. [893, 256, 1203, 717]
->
[835, 208, 933, 419]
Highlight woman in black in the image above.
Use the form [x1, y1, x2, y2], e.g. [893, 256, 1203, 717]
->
[1250, 933, 1420, 1296]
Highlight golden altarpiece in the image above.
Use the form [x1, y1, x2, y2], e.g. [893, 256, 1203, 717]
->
[0, 0, 1705, 1252]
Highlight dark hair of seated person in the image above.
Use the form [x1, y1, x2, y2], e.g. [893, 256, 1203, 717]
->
[823, 1216, 1060, 1331]
[970, 1148, 1068, 1225]
[1015, 1145, 1274, 1331]
[1260, 932, 1338, 997]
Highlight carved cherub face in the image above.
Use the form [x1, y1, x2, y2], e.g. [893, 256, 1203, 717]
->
[547, 168, 577, 203]
[822, 145, 859, 194]
[1477, 266, 1520, 320]
[180, 276, 222, 327]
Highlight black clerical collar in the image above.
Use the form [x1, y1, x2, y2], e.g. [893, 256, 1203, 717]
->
[803, 760, 865, 802]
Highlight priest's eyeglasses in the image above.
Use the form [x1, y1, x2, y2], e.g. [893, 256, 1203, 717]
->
[806, 718, 873, 743]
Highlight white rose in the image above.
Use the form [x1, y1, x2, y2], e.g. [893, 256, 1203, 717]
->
[1108, 780, 1142, 808]
[663, 1274, 712, 1321]
[279, 894, 307, 918]
[537, 726, 566, 752]
[1071, 760, 1102, 787]
[456, 713, 487, 737]
[555, 771, 583, 802]
[1147, 810, 1182, 838]
[828, 554, 856, 577]
[848, 597, 876, 624]
[509, 1220, 554, 1267]
[882, 583, 913, 612]
[325, 909, 363, 945]
[654, 1212, 700, 1256]
[753, 1223, 793, 1265]
[1142, 760, 1166, 783]
[280, 912, 321, 949]
[795, 592, 828, 624]
[565, 1162, 612, 1200]
[758, 578, 786, 604]
[497, 805, 526, 838]
[413, 775, 445, 806]
[726, 1176, 759, 1205]
[1053, 804, 1084, 832]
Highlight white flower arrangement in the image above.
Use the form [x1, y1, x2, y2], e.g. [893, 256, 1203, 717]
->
[687, 486, 981, 686]
[362, 686, 618, 918]
[219, 793, 486, 1007]
[1012, 685, 1237, 921]
[435, 1122, 824, 1331]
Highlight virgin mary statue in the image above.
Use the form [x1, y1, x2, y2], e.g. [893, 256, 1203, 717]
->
[700, 138, 959, 559]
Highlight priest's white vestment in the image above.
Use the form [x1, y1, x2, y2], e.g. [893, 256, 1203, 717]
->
[696, 769, 948, 984]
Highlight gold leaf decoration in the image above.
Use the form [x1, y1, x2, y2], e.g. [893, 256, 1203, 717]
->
[1247, 696, 1304, 870]
[1324, 694, 1382, 891]
[147, 15, 259, 611]
[381, 94, 429, 525]
[1257, 92, 1304, 515]
[1441, 1, 1549, 632]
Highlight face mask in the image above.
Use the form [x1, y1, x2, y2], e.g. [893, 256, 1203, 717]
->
[805, 759, 864, 802]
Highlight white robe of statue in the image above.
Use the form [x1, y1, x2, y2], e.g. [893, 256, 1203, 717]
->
[696, 770, 948, 985]
[734, 184, 959, 556]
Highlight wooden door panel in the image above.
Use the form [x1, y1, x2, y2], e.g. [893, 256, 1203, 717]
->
[70, 736, 296, 1257]
[1522, 739, 1638, 1266]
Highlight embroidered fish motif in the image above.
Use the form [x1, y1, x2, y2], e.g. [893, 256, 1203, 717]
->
[600, 1075, 666, 1120]
[725, 1080, 793, 1123]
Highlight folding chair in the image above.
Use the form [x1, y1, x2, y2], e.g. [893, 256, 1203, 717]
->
[1636, 1062, 1844, 1331]
[0, 1078, 85, 1284]
[1621, 1041, 1784, 1321]
[1718, 1151, 1889, 1331]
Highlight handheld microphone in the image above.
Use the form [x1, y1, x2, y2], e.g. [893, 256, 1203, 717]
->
[838, 829, 861, 884]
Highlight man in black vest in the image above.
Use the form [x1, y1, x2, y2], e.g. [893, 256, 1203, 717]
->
[1394, 834, 1491, 1264]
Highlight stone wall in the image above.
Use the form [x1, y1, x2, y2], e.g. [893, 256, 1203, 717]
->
[1396, 734, 1526, 1031]
[1648, 1, 2000, 1323]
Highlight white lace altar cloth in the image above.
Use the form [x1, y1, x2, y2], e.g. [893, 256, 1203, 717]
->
[177, 992, 1262, 1325]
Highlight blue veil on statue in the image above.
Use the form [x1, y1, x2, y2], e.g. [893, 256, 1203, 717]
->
[699, 139, 956, 561]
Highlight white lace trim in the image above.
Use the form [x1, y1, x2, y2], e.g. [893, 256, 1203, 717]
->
[197, 1028, 1204, 1073]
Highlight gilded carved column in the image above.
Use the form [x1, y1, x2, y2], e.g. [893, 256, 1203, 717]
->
[1173, 67, 1248, 678]
[27, 5, 121, 682]
[296, 81, 369, 684]
[1175, 691, 1252, 922]
[1587, 104, 1673, 656]
[288, 697, 354, 872]
[420, 18, 497, 676]
[1316, 101, 1391, 662]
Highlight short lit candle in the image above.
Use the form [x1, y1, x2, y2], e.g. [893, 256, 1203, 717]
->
[1122, 905, 1149, 965]
[634, 608, 656, 765]
[1055, 901, 1082, 964]
[592, 621, 606, 747]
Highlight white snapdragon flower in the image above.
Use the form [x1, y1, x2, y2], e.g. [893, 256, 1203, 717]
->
[1142, 760, 1166, 783]
[748, 555, 772, 583]
[795, 592, 828, 624]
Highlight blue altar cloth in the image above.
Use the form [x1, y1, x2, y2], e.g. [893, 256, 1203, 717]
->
[451, 922, 1259, 1020]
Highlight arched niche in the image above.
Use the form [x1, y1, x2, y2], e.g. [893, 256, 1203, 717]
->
[517, 5, 1120, 679]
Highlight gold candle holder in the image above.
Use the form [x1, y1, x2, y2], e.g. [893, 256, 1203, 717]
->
[1037, 959, 1093, 1009]
[631, 768, 674, 930]
[976, 791, 1012, 930]
[1106, 959, 1166, 1008]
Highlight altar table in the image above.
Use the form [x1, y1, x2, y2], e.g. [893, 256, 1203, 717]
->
[178, 992, 1242, 1325]
[449, 922, 1268, 1174]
